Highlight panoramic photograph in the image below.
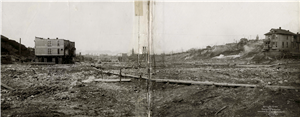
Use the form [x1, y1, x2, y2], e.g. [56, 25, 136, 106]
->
[1, 0, 300, 116]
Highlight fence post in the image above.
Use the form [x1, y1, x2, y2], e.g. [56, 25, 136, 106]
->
[101, 68, 104, 79]
[119, 68, 122, 82]
[139, 74, 142, 88]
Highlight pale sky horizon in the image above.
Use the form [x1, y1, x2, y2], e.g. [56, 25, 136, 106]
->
[2, 0, 299, 55]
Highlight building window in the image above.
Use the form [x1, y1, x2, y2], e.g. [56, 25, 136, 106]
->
[47, 41, 51, 47]
[57, 41, 60, 46]
[48, 49, 51, 54]
[287, 36, 288, 40]
[286, 42, 288, 48]
[58, 49, 60, 54]
[275, 42, 277, 47]
[282, 42, 284, 48]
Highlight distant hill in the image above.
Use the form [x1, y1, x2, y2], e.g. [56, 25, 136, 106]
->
[160, 39, 265, 63]
[123, 39, 266, 65]
[1, 35, 31, 57]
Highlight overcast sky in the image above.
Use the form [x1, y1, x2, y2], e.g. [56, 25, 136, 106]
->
[2, 0, 299, 55]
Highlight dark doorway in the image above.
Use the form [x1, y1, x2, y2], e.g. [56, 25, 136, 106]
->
[47, 57, 52, 62]
[55, 57, 58, 64]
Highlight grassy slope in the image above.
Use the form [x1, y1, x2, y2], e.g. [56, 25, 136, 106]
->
[1, 35, 31, 57]
[162, 40, 264, 62]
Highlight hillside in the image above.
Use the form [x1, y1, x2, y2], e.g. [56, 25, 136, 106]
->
[162, 39, 265, 63]
[1, 35, 33, 64]
[1, 35, 31, 56]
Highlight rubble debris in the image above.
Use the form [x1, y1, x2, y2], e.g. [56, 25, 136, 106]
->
[82, 76, 95, 83]
[1, 83, 15, 91]
[268, 82, 272, 85]
[93, 67, 300, 89]
[1, 58, 300, 116]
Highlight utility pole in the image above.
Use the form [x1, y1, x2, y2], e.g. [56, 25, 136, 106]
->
[147, 0, 153, 116]
[162, 52, 165, 66]
[137, 13, 140, 67]
[153, 53, 156, 72]
[19, 38, 21, 60]
[135, 0, 142, 68]
[172, 51, 173, 62]
[0, 39, 2, 54]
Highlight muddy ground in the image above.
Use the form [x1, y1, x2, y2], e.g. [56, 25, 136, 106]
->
[1, 61, 300, 117]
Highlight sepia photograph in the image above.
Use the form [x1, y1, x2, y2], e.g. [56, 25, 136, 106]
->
[1, 0, 300, 116]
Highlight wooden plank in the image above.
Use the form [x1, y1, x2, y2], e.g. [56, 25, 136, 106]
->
[125, 74, 139, 78]
[230, 83, 257, 88]
[265, 85, 300, 90]
[93, 67, 300, 90]
[236, 65, 273, 68]
[214, 83, 228, 86]
[173, 80, 193, 84]
[154, 79, 166, 82]
[31, 62, 55, 65]
[227, 83, 240, 87]
[0, 82, 15, 90]
[192, 82, 214, 85]
[94, 79, 131, 82]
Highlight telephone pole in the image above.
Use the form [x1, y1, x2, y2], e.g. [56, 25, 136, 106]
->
[147, 0, 153, 116]
[19, 38, 21, 57]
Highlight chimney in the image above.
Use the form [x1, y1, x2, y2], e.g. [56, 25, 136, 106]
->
[279, 27, 281, 30]
[56, 37, 58, 39]
[48, 38, 49, 39]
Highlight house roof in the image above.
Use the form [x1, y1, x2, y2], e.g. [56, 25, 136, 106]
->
[225, 43, 236, 45]
[264, 28, 296, 35]
[35, 36, 74, 42]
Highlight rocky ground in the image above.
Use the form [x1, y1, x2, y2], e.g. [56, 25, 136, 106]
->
[1, 61, 300, 117]
[1, 63, 148, 117]
[121, 61, 300, 87]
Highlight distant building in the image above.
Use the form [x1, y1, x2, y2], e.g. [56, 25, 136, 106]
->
[28, 47, 35, 56]
[34, 37, 76, 64]
[263, 27, 300, 54]
[111, 58, 119, 62]
[213, 45, 226, 50]
[142, 46, 147, 54]
[118, 53, 128, 62]
[239, 38, 248, 44]
[142, 46, 148, 61]
[225, 43, 237, 46]
[206, 46, 212, 49]
[131, 48, 135, 56]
